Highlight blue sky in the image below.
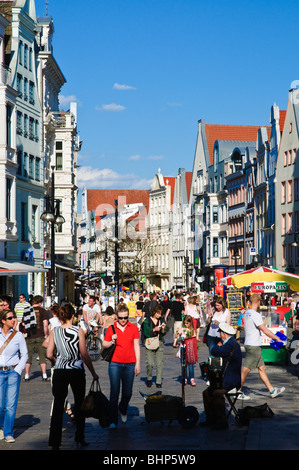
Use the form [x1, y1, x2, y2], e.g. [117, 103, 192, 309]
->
[36, 0, 298, 197]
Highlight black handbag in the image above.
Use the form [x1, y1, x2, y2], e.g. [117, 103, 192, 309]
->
[81, 379, 111, 428]
[238, 403, 274, 425]
[101, 325, 116, 362]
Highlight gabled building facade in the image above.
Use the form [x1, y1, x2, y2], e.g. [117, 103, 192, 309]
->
[275, 89, 299, 273]
[172, 168, 192, 289]
[148, 170, 175, 292]
[0, 0, 45, 297]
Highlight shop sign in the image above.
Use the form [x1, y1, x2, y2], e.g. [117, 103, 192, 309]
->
[251, 282, 288, 293]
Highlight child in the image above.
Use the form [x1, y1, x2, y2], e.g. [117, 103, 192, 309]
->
[176, 315, 198, 386]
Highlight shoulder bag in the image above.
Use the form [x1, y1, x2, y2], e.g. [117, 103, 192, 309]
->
[101, 325, 116, 362]
[0, 330, 17, 355]
[145, 335, 160, 350]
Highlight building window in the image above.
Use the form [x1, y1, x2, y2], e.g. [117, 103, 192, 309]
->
[17, 111, 22, 135]
[288, 213, 293, 234]
[281, 181, 286, 204]
[55, 141, 63, 170]
[6, 105, 13, 147]
[24, 44, 28, 68]
[24, 114, 28, 137]
[17, 150, 22, 175]
[19, 41, 23, 65]
[21, 202, 27, 241]
[29, 81, 34, 105]
[35, 157, 40, 181]
[213, 237, 218, 257]
[29, 155, 34, 179]
[6, 179, 12, 221]
[17, 74, 22, 97]
[29, 117, 34, 140]
[212, 206, 218, 224]
[32, 205, 38, 242]
[281, 214, 286, 235]
[29, 48, 32, 71]
[288, 180, 293, 203]
[23, 77, 28, 101]
[23, 153, 28, 177]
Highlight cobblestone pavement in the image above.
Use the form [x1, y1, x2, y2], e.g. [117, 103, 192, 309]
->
[2, 328, 299, 454]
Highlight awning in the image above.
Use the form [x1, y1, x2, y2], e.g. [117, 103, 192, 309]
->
[0, 260, 47, 276]
[55, 263, 82, 274]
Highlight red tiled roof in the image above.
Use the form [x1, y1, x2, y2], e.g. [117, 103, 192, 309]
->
[279, 110, 287, 132]
[205, 124, 262, 165]
[87, 190, 149, 231]
[163, 176, 176, 206]
[185, 171, 192, 203]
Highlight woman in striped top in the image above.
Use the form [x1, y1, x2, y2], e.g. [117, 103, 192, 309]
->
[47, 304, 98, 450]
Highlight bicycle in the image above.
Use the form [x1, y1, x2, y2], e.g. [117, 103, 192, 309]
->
[85, 323, 103, 361]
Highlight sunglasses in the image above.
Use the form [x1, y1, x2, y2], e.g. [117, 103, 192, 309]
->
[6, 316, 16, 321]
[118, 316, 128, 320]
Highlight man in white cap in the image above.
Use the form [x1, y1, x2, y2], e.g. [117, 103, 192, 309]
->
[201, 322, 242, 430]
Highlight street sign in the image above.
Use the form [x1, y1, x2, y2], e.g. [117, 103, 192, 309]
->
[250, 247, 256, 255]
[118, 251, 137, 257]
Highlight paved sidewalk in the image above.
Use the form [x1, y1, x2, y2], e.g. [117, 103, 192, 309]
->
[1, 329, 299, 452]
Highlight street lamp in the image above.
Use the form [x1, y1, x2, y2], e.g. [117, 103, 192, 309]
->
[292, 233, 299, 247]
[40, 166, 65, 301]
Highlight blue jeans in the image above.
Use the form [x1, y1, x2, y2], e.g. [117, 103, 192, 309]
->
[207, 335, 220, 356]
[0, 369, 21, 438]
[108, 362, 135, 425]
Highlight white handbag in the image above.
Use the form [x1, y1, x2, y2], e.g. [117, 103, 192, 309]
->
[145, 335, 160, 350]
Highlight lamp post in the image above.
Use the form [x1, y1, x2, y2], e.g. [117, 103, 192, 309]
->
[185, 255, 190, 290]
[232, 247, 241, 274]
[114, 199, 120, 308]
[40, 166, 65, 301]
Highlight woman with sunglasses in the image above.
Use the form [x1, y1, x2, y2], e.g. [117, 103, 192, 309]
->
[0, 309, 28, 443]
[143, 304, 166, 388]
[102, 303, 140, 428]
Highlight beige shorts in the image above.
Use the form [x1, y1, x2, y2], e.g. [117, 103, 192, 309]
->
[244, 345, 265, 370]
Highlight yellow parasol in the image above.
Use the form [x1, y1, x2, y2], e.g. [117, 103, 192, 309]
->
[220, 266, 299, 292]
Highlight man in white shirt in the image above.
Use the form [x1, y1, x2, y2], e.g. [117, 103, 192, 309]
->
[238, 293, 285, 400]
[81, 296, 103, 335]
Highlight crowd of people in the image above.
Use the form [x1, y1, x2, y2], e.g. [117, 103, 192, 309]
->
[0, 288, 297, 446]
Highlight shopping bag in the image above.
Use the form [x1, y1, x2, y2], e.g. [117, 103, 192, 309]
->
[185, 337, 198, 365]
[81, 379, 111, 428]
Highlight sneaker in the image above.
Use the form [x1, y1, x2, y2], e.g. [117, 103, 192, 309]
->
[5, 436, 15, 443]
[120, 414, 127, 423]
[270, 387, 285, 398]
[237, 392, 251, 400]
[0, 430, 4, 440]
[108, 423, 116, 429]
[190, 379, 196, 387]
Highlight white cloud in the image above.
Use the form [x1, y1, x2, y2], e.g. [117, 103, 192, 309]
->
[59, 94, 81, 108]
[113, 83, 136, 90]
[95, 103, 126, 112]
[128, 154, 142, 161]
[148, 155, 164, 160]
[127, 154, 165, 161]
[77, 166, 152, 190]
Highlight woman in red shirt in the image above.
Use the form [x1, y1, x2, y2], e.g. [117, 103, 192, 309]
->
[103, 303, 140, 428]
